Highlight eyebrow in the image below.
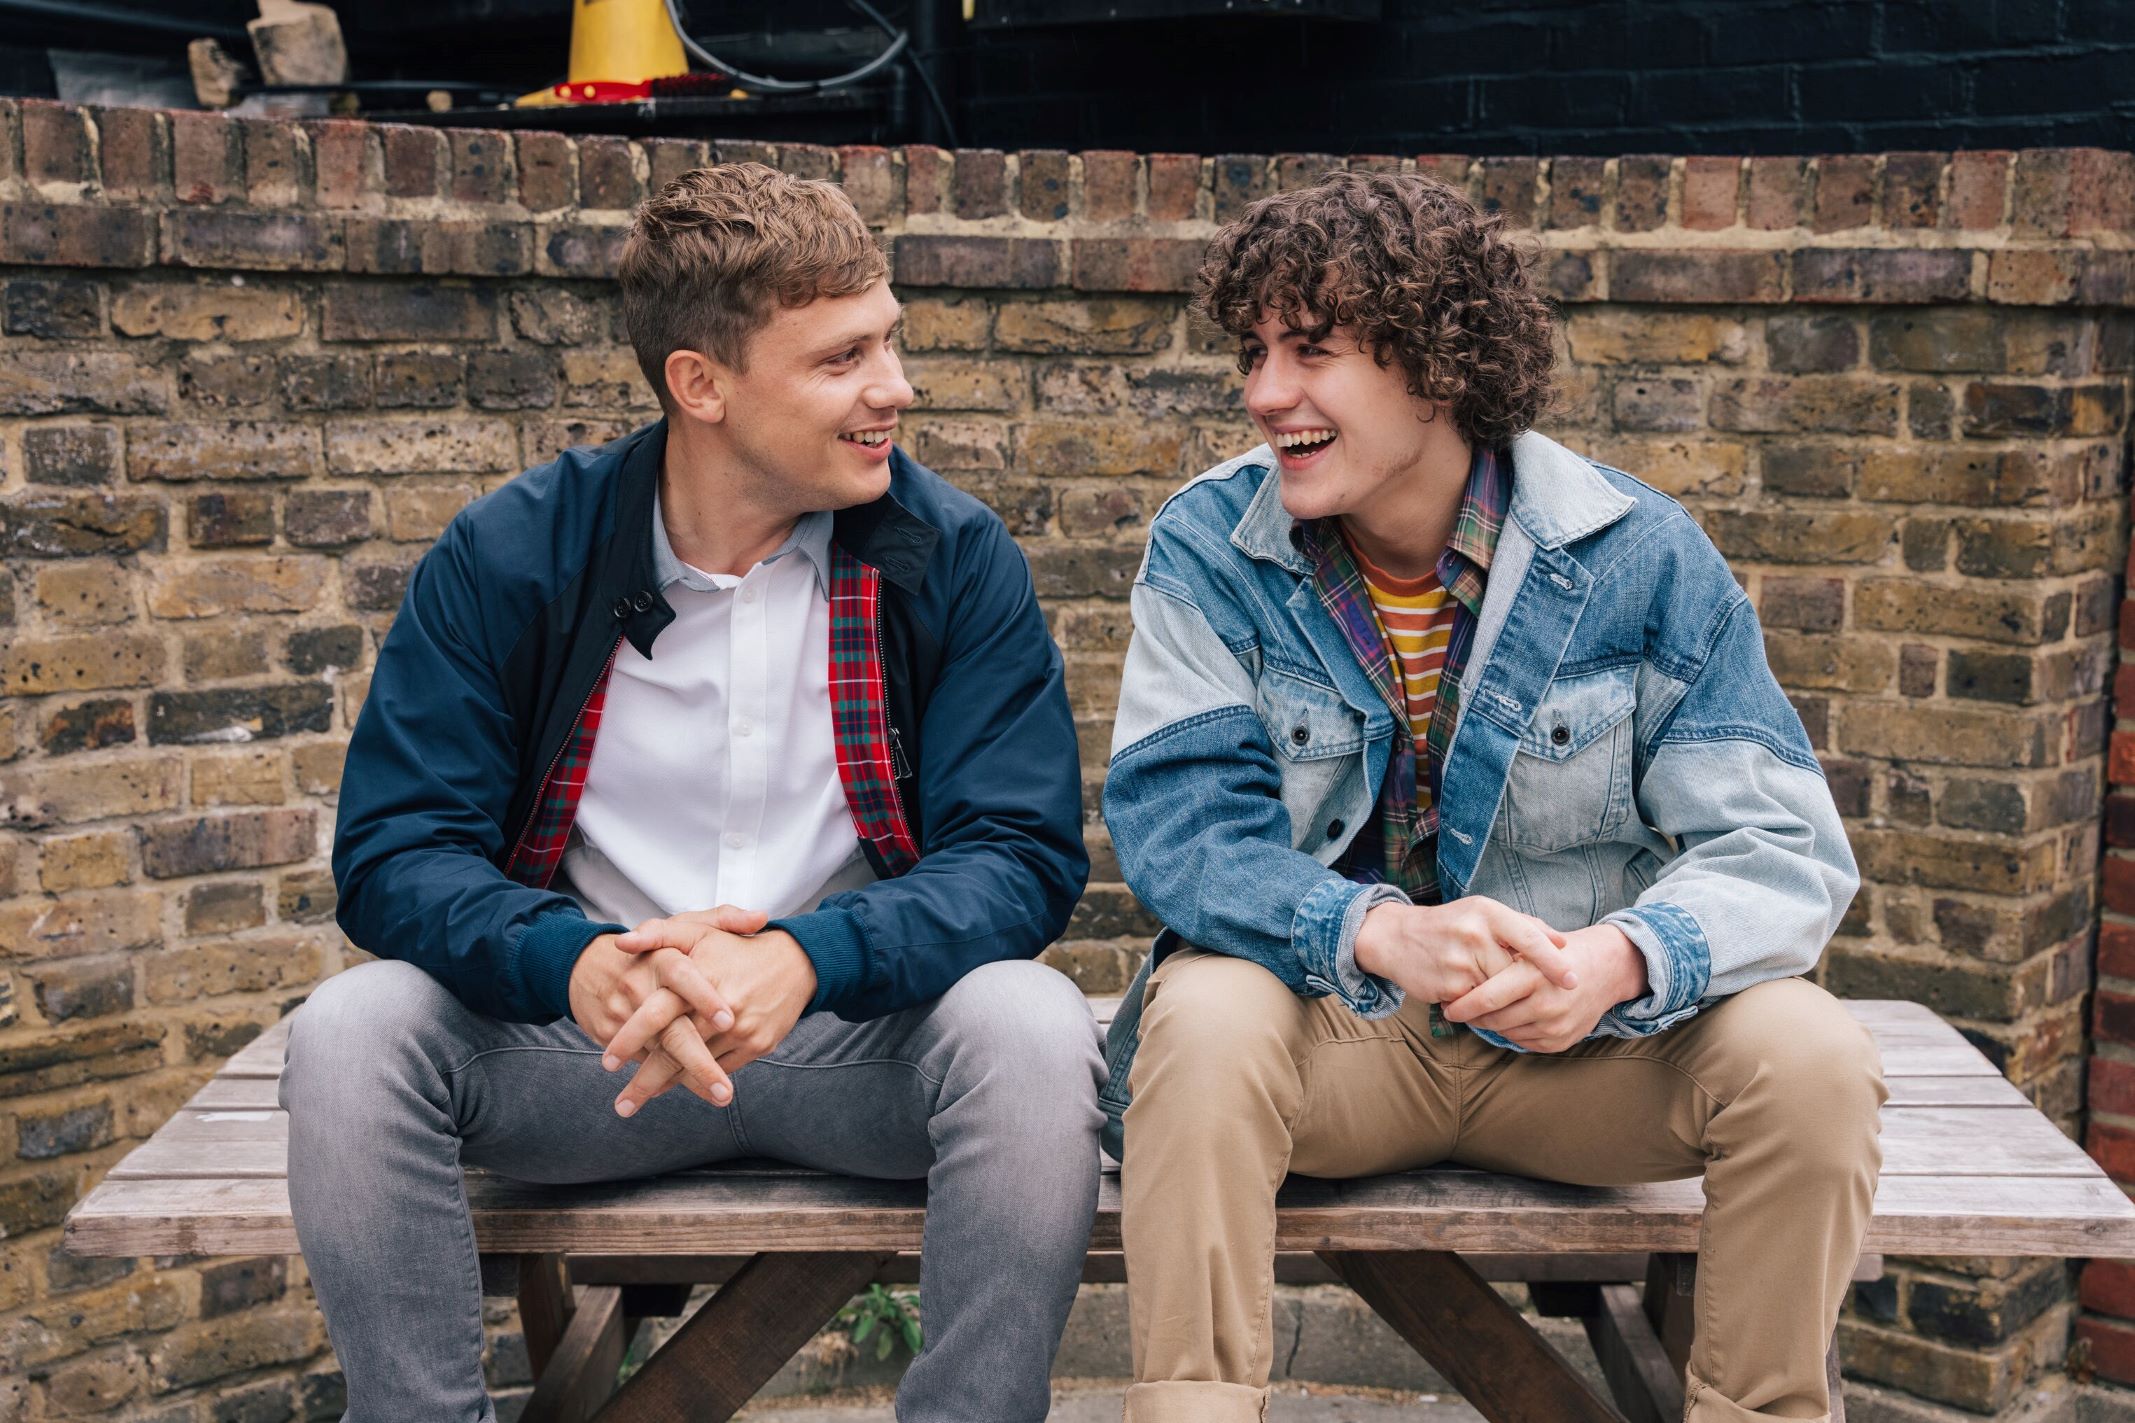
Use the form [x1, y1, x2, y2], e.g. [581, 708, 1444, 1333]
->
[816, 312, 904, 358]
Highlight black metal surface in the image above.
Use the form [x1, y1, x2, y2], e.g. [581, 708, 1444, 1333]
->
[369, 88, 882, 142]
[972, 0, 1377, 26]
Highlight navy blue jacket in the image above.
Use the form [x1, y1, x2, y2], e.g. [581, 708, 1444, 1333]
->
[332, 420, 1088, 1024]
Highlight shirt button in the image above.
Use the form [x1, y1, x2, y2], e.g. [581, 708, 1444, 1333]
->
[740, 587, 757, 604]
[735, 722, 753, 737]
[724, 832, 747, 849]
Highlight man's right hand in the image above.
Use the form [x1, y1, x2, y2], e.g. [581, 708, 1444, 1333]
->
[567, 930, 737, 1113]
[1352, 896, 1577, 1006]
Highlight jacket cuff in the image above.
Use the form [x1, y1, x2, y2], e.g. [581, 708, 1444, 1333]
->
[769, 908, 868, 1014]
[515, 910, 627, 1023]
[1599, 901, 1710, 1034]
[1293, 876, 1409, 1019]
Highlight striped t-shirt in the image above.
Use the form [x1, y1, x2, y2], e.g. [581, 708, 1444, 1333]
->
[1345, 535, 1460, 775]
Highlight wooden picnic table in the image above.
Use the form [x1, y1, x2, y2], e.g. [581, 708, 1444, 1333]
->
[64, 998, 2135, 1423]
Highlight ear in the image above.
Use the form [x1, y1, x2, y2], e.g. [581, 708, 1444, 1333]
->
[664, 348, 728, 424]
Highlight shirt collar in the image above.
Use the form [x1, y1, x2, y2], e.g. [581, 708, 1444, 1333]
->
[651, 489, 833, 595]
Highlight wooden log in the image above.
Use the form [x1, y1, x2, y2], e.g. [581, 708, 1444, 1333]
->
[1323, 1250, 1627, 1423]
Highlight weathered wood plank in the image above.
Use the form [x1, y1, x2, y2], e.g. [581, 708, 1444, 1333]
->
[64, 1170, 2135, 1261]
[597, 1253, 886, 1422]
[215, 1019, 293, 1078]
[1584, 1283, 1683, 1423]
[1326, 1250, 1627, 1423]
[518, 1253, 575, 1378]
[102, 1097, 2100, 1182]
[520, 1284, 625, 1423]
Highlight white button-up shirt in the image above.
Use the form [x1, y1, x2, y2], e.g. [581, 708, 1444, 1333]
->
[557, 498, 875, 929]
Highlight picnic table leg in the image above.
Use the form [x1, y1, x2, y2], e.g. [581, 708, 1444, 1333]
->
[591, 1251, 889, 1422]
[1322, 1250, 1628, 1423]
[520, 1285, 628, 1423]
[1642, 1253, 1847, 1423]
[518, 1253, 577, 1377]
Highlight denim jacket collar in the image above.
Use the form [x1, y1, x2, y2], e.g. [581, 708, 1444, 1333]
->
[1224, 429, 1636, 576]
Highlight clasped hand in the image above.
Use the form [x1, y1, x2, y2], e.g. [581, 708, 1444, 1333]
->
[565, 904, 818, 1118]
[1354, 897, 1648, 1054]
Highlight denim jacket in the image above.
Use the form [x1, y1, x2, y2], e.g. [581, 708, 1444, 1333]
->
[1097, 430, 1859, 1155]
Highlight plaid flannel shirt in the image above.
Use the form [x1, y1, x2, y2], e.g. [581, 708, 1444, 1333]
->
[1305, 443, 1510, 907]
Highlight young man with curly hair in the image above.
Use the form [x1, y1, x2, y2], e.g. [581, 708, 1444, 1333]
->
[282, 164, 1103, 1421]
[1100, 170, 1882, 1423]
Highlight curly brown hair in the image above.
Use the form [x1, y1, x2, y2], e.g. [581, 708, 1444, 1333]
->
[1194, 170, 1555, 448]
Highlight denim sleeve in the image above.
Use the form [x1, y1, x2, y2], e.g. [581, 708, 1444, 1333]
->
[1103, 572, 1404, 1018]
[1595, 594, 1859, 1038]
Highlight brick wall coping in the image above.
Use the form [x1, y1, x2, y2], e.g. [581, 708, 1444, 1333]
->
[0, 99, 2130, 308]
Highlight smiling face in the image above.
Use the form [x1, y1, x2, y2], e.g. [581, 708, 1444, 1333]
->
[1241, 312, 1463, 526]
[675, 279, 913, 517]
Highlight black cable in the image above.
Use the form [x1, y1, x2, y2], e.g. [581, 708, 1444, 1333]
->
[663, 0, 907, 92]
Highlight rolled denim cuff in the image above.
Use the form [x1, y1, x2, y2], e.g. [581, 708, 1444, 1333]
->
[1293, 876, 1409, 1019]
[1598, 901, 1710, 1037]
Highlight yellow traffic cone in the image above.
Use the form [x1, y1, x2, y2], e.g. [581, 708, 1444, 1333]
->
[519, 0, 689, 105]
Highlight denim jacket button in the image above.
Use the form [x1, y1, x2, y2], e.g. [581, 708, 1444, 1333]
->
[1291, 726, 1310, 746]
[1550, 724, 1570, 746]
[1326, 819, 1344, 838]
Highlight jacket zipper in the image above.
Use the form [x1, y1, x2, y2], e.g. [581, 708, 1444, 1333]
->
[873, 585, 917, 855]
[504, 634, 622, 882]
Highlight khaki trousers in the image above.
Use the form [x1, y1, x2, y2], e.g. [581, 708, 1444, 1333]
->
[1119, 950, 1885, 1423]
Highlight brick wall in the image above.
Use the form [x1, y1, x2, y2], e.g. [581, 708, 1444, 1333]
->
[0, 98, 2129, 1417]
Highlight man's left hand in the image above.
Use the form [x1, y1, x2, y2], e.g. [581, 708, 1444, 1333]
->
[1439, 923, 1649, 1053]
[604, 910, 818, 1115]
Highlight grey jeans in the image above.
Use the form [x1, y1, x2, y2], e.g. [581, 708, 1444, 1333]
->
[280, 956, 1107, 1422]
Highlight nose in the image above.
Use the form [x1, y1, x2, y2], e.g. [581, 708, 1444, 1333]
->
[1244, 353, 1297, 424]
[868, 347, 915, 411]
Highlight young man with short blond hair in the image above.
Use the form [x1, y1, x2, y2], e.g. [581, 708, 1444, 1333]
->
[285, 164, 1102, 1422]
[1102, 171, 1882, 1423]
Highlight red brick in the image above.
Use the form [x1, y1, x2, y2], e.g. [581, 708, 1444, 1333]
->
[952, 148, 1008, 219]
[2114, 733, 2135, 786]
[1812, 154, 1877, 232]
[1746, 156, 1807, 230]
[577, 135, 641, 210]
[1792, 249, 1971, 304]
[1547, 156, 1608, 229]
[1070, 237, 1201, 293]
[517, 130, 575, 212]
[0, 200, 156, 268]
[1947, 151, 2011, 230]
[2077, 1313, 2135, 1387]
[1680, 156, 1739, 230]
[1147, 154, 1200, 221]
[1615, 155, 1670, 231]
[240, 118, 302, 206]
[380, 124, 443, 198]
[2107, 856, 2135, 916]
[2082, 1260, 2135, 1319]
[1211, 153, 1269, 222]
[644, 136, 710, 196]
[21, 100, 93, 186]
[1084, 150, 1140, 221]
[780, 143, 837, 182]
[1018, 149, 1071, 221]
[306, 120, 372, 209]
[1611, 250, 1786, 303]
[2010, 149, 2074, 238]
[1275, 152, 1342, 193]
[1883, 151, 1944, 229]
[838, 145, 897, 225]
[1414, 154, 1471, 191]
[448, 129, 514, 205]
[2098, 991, 2135, 1048]
[168, 111, 240, 205]
[894, 234, 1060, 289]
[2100, 920, 2135, 979]
[92, 106, 167, 200]
[2092, 1120, 2135, 1181]
[2070, 148, 2135, 237]
[904, 145, 950, 215]
[164, 209, 342, 272]
[1476, 156, 1539, 225]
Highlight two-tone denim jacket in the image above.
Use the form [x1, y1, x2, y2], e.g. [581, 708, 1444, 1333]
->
[1096, 429, 1860, 1156]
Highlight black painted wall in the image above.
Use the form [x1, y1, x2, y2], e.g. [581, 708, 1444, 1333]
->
[942, 0, 2135, 155]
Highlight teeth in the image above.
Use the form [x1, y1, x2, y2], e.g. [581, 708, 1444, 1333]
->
[1275, 428, 1337, 450]
[841, 430, 890, 446]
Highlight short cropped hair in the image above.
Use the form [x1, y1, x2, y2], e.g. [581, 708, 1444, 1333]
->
[619, 163, 889, 403]
[1194, 170, 1555, 448]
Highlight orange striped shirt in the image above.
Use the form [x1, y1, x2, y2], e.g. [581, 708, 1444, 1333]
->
[1346, 537, 1459, 755]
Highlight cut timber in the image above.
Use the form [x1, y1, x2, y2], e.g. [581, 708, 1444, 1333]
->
[248, 1, 348, 86]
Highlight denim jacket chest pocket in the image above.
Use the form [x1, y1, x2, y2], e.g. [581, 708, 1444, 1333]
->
[1252, 665, 1370, 853]
[1497, 664, 1638, 854]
